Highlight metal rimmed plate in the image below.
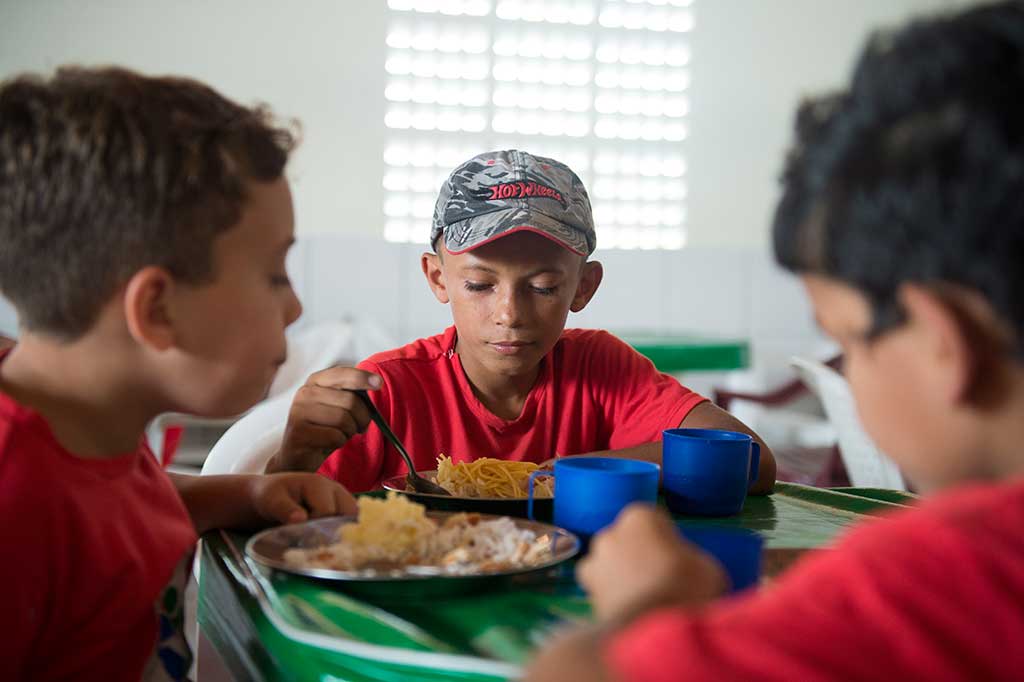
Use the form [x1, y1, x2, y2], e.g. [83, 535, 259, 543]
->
[245, 512, 579, 600]
[381, 470, 554, 519]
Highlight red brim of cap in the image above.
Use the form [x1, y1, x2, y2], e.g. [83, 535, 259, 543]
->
[444, 225, 587, 257]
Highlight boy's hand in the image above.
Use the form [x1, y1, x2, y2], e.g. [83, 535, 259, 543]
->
[269, 366, 382, 472]
[249, 472, 358, 525]
[577, 504, 727, 624]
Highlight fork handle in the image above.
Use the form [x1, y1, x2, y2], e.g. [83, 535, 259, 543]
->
[351, 390, 416, 469]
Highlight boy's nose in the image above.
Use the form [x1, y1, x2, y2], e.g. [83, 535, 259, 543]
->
[494, 289, 525, 327]
[284, 287, 303, 326]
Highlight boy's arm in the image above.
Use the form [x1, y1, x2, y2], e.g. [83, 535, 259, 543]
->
[583, 332, 775, 494]
[529, 489, 1002, 682]
[168, 472, 357, 535]
[581, 402, 776, 494]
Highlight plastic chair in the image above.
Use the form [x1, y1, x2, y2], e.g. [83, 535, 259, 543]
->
[789, 356, 906, 490]
[199, 391, 294, 475]
[713, 356, 846, 487]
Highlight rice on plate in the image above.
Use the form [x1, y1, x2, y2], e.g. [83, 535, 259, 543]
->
[283, 492, 554, 575]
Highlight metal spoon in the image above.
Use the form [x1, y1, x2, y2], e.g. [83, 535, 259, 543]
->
[352, 390, 452, 496]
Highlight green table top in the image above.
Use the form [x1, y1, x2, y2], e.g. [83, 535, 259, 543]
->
[198, 483, 916, 682]
[619, 332, 750, 372]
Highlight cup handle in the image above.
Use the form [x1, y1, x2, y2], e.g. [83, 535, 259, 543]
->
[527, 470, 546, 520]
[749, 442, 761, 486]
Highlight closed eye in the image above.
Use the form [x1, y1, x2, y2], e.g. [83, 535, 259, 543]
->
[464, 281, 492, 292]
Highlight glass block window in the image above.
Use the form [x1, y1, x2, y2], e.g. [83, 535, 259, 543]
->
[384, 0, 692, 250]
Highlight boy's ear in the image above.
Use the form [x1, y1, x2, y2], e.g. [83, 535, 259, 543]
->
[123, 266, 176, 350]
[899, 283, 980, 406]
[421, 252, 450, 304]
[570, 260, 603, 313]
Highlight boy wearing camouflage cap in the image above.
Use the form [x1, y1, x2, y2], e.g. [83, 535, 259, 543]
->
[269, 150, 775, 494]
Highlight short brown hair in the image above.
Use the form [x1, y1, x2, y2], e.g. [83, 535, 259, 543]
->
[0, 66, 297, 339]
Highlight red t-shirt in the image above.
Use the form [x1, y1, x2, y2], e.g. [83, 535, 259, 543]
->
[0, 388, 198, 681]
[319, 326, 706, 492]
[607, 479, 1024, 681]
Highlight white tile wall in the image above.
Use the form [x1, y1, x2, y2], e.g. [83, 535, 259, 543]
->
[398, 242, 458, 343]
[749, 256, 820, 341]
[0, 234, 830, 389]
[0, 297, 16, 338]
[299, 233, 405, 341]
[660, 247, 751, 338]
[572, 249, 666, 333]
[285, 234, 827, 388]
[746, 256, 837, 386]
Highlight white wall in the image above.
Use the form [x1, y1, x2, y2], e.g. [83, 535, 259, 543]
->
[687, 0, 961, 248]
[0, 0, 389, 243]
[1, 0, 962, 246]
[0, 0, 965, 373]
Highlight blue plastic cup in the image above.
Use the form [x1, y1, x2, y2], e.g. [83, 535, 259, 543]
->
[662, 428, 761, 516]
[528, 457, 660, 540]
[677, 525, 764, 593]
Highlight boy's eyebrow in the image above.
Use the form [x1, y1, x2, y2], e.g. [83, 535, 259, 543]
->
[524, 266, 567, 277]
[460, 264, 498, 274]
[458, 264, 567, 277]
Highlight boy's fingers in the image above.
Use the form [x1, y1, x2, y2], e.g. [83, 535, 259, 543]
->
[575, 553, 594, 589]
[291, 395, 357, 428]
[261, 488, 309, 525]
[294, 385, 358, 414]
[346, 398, 372, 432]
[292, 387, 373, 431]
[309, 367, 382, 391]
[615, 503, 668, 537]
[299, 478, 336, 517]
[300, 478, 356, 517]
[289, 396, 343, 426]
[336, 412, 362, 440]
[333, 487, 359, 516]
[292, 423, 348, 453]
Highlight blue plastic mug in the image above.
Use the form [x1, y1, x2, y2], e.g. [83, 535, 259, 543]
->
[527, 457, 660, 540]
[662, 428, 761, 516]
[677, 525, 764, 593]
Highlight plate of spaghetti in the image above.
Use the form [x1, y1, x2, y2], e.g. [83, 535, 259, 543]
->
[381, 455, 555, 518]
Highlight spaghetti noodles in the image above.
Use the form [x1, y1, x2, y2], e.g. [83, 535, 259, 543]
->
[435, 454, 554, 499]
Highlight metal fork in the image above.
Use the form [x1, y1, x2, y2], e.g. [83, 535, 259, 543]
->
[351, 390, 451, 496]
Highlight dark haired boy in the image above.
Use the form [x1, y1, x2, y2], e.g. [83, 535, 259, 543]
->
[269, 150, 776, 495]
[0, 67, 356, 681]
[526, 3, 1024, 681]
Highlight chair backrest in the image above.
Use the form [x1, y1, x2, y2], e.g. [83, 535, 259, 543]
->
[790, 356, 906, 490]
[267, 320, 355, 398]
[200, 390, 294, 474]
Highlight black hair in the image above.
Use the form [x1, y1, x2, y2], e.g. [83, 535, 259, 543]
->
[773, 1, 1024, 350]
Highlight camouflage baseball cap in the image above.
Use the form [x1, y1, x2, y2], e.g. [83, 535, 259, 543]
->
[431, 149, 596, 256]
